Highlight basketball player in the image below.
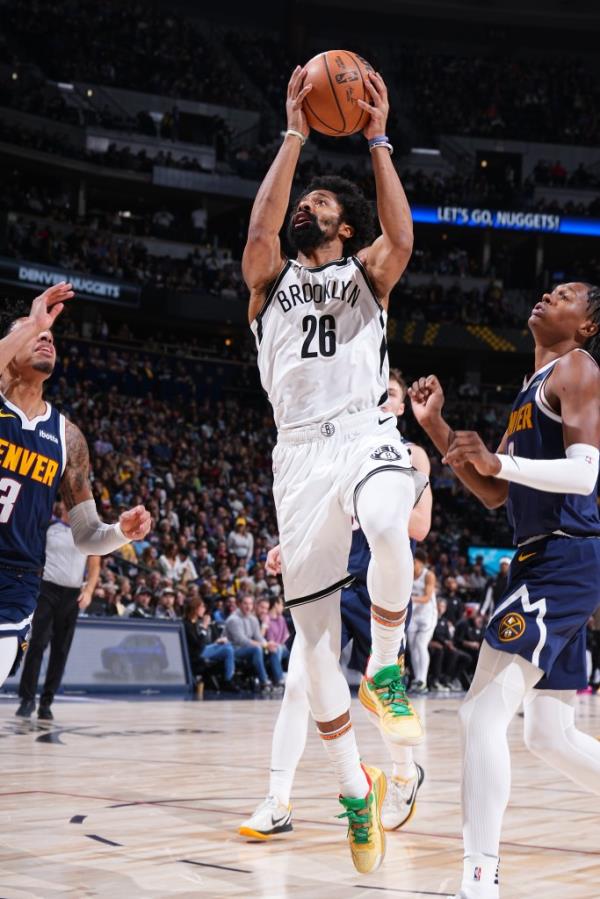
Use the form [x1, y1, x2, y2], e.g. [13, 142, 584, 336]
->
[239, 370, 431, 840]
[244, 66, 423, 872]
[406, 549, 437, 694]
[409, 282, 600, 899]
[0, 283, 151, 686]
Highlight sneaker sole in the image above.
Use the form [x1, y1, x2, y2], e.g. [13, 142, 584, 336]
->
[359, 682, 425, 746]
[238, 822, 293, 841]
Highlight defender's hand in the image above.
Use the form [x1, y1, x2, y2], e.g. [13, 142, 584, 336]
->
[265, 544, 282, 575]
[443, 432, 501, 477]
[286, 66, 312, 139]
[358, 71, 389, 141]
[22, 282, 74, 333]
[408, 375, 445, 424]
[119, 505, 152, 541]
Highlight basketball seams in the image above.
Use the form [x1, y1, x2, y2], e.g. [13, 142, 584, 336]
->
[346, 51, 370, 134]
[304, 53, 344, 136]
[323, 51, 347, 134]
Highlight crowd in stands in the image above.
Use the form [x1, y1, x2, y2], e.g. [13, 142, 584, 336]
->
[6, 216, 245, 297]
[397, 49, 600, 145]
[2, 0, 257, 109]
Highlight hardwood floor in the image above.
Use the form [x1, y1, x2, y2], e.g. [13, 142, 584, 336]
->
[0, 692, 598, 898]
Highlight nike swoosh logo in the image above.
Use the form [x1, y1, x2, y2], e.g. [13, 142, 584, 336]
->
[517, 551, 536, 562]
[378, 416, 393, 425]
[271, 814, 289, 826]
[0, 411, 16, 419]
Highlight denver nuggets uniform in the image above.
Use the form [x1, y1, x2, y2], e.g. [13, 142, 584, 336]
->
[252, 257, 416, 608]
[486, 350, 600, 689]
[0, 395, 66, 666]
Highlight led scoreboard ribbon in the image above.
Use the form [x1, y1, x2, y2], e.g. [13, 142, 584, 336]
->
[411, 205, 600, 236]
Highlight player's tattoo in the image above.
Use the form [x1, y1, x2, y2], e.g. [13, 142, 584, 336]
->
[61, 420, 93, 510]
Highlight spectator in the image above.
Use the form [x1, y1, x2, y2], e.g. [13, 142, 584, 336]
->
[265, 597, 290, 681]
[481, 557, 511, 616]
[455, 612, 486, 673]
[427, 598, 472, 692]
[155, 588, 178, 620]
[174, 547, 198, 585]
[441, 575, 464, 624]
[227, 518, 254, 563]
[127, 586, 155, 619]
[224, 594, 274, 691]
[158, 542, 179, 582]
[183, 598, 238, 692]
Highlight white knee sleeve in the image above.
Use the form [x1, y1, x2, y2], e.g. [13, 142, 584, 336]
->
[291, 592, 351, 722]
[523, 689, 600, 795]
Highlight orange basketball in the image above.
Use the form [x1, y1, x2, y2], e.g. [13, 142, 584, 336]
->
[303, 50, 374, 137]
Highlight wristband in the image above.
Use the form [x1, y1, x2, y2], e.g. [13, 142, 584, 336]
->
[368, 135, 393, 155]
[281, 129, 306, 147]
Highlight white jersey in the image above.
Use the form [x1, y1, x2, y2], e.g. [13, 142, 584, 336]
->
[251, 256, 389, 430]
[410, 566, 437, 626]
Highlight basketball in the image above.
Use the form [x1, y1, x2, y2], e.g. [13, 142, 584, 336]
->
[303, 50, 374, 137]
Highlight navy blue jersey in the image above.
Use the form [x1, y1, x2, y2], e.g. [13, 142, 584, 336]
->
[505, 350, 600, 544]
[0, 396, 66, 571]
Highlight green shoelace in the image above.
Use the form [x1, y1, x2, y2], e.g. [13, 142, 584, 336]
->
[370, 668, 414, 717]
[337, 795, 372, 844]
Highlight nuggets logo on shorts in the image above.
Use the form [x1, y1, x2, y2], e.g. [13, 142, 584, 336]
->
[371, 445, 402, 461]
[498, 612, 526, 642]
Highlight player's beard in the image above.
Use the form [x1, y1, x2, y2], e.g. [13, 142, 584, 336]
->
[32, 361, 54, 375]
[286, 212, 330, 254]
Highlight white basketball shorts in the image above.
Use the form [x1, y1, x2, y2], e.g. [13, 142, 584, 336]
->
[272, 407, 422, 609]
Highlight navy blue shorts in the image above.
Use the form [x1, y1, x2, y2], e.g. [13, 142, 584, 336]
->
[341, 580, 413, 673]
[0, 568, 40, 640]
[485, 536, 600, 690]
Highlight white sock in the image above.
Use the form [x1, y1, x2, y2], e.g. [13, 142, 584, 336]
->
[460, 853, 499, 899]
[319, 721, 369, 798]
[389, 748, 416, 782]
[366, 609, 406, 677]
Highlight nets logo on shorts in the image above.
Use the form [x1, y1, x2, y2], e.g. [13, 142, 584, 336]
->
[371, 445, 403, 461]
[498, 612, 526, 642]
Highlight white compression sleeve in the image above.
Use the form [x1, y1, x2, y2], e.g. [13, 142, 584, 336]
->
[69, 499, 129, 556]
[495, 443, 599, 495]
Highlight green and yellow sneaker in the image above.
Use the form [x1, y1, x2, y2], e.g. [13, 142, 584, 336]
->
[359, 663, 424, 745]
[337, 764, 386, 874]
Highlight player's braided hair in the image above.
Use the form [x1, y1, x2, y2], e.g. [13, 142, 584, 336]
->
[301, 175, 376, 257]
[583, 283, 600, 360]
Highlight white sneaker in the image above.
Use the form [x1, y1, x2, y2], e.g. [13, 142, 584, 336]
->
[432, 680, 450, 693]
[410, 680, 429, 695]
[238, 795, 293, 840]
[380, 763, 425, 831]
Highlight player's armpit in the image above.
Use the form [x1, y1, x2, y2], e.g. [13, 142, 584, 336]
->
[358, 233, 412, 302]
[60, 420, 93, 510]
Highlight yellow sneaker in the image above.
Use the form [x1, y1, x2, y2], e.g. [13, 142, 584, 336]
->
[337, 764, 386, 874]
[359, 663, 424, 745]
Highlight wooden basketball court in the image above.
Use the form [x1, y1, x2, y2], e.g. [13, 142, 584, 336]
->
[0, 692, 598, 898]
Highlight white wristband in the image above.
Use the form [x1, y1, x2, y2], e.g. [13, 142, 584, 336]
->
[281, 128, 306, 147]
[495, 443, 599, 496]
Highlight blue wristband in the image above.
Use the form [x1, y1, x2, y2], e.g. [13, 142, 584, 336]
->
[368, 135, 389, 148]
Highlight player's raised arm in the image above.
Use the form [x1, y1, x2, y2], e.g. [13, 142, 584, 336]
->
[409, 375, 509, 509]
[61, 420, 151, 555]
[243, 67, 312, 310]
[0, 283, 73, 375]
[356, 71, 413, 302]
